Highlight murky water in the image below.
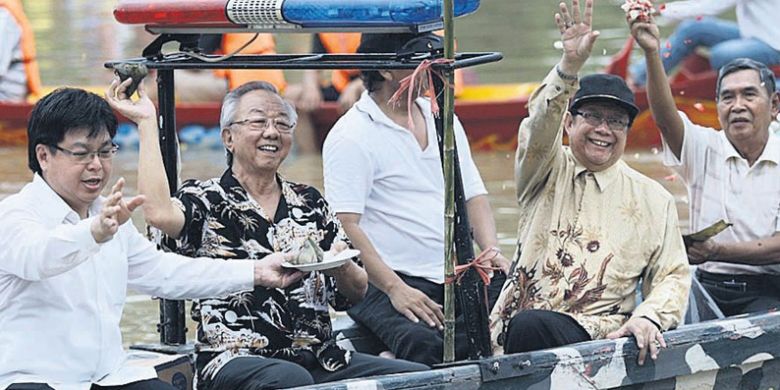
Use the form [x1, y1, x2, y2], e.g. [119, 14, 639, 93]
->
[6, 0, 698, 346]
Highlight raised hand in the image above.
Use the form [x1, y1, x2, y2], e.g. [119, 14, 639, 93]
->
[555, 0, 600, 75]
[105, 77, 157, 125]
[627, 11, 661, 53]
[90, 177, 145, 243]
[110, 177, 145, 227]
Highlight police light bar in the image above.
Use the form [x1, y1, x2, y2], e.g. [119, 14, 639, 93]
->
[114, 0, 481, 34]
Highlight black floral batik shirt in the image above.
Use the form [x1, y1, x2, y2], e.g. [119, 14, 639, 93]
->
[157, 169, 358, 380]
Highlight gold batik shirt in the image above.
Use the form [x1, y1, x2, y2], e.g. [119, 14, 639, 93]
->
[489, 69, 691, 355]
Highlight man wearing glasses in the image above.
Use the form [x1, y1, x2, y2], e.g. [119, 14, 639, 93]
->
[109, 79, 426, 390]
[0, 87, 308, 389]
[488, 0, 690, 366]
[630, 11, 780, 316]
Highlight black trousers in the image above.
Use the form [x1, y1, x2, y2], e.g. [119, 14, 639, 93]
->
[347, 272, 506, 366]
[201, 352, 427, 390]
[697, 269, 780, 317]
[8, 379, 176, 390]
[503, 309, 592, 354]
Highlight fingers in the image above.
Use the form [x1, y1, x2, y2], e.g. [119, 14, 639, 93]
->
[655, 331, 667, 349]
[400, 308, 420, 325]
[136, 78, 148, 98]
[331, 241, 348, 253]
[555, 13, 567, 34]
[559, 2, 572, 28]
[125, 195, 146, 212]
[110, 177, 125, 195]
[571, 0, 581, 25]
[280, 270, 304, 288]
[583, 0, 593, 27]
[406, 296, 443, 329]
[606, 327, 626, 340]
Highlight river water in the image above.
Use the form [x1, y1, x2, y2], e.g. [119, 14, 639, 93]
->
[7, 0, 693, 346]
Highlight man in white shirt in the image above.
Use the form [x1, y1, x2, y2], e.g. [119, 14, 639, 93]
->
[631, 16, 780, 316]
[0, 88, 302, 390]
[322, 33, 510, 365]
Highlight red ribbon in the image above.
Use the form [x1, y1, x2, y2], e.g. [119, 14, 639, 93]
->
[387, 58, 453, 131]
[445, 247, 501, 286]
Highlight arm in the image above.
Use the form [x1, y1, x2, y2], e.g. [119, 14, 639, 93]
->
[516, 0, 599, 200]
[338, 213, 444, 328]
[689, 233, 780, 265]
[125, 224, 301, 299]
[0, 211, 100, 281]
[466, 195, 510, 274]
[105, 77, 186, 238]
[325, 258, 367, 304]
[608, 199, 691, 364]
[0, 178, 144, 281]
[629, 15, 685, 159]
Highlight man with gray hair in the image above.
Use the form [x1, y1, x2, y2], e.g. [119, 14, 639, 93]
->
[630, 14, 780, 316]
[109, 79, 426, 390]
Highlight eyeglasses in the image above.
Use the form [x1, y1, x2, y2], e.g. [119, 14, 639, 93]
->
[229, 117, 295, 133]
[51, 144, 119, 164]
[572, 110, 630, 132]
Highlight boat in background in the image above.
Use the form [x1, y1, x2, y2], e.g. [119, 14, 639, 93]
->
[1, 39, 776, 151]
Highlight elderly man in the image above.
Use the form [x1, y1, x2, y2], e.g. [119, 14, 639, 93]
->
[0, 87, 302, 389]
[322, 32, 510, 366]
[630, 14, 780, 316]
[488, 0, 691, 366]
[107, 79, 426, 390]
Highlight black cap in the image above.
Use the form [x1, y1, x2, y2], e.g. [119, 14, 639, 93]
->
[570, 73, 639, 123]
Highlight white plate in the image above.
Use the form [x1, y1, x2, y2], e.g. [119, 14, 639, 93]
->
[283, 248, 361, 272]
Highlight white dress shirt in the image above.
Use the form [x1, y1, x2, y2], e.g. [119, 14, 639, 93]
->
[323, 91, 487, 283]
[0, 175, 255, 390]
[663, 112, 780, 275]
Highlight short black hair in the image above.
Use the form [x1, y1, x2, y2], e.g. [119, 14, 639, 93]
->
[27, 88, 117, 174]
[716, 58, 777, 100]
[357, 33, 437, 92]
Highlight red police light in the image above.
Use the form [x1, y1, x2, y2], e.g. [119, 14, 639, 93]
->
[114, 0, 230, 25]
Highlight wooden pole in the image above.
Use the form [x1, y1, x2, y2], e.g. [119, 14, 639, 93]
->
[442, 0, 457, 364]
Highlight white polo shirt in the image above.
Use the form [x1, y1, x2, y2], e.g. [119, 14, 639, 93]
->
[663, 112, 780, 275]
[323, 91, 487, 283]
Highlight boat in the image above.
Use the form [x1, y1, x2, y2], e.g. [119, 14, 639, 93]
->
[3, 38, 775, 151]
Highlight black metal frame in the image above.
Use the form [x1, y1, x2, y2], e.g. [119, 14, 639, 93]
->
[105, 38, 502, 357]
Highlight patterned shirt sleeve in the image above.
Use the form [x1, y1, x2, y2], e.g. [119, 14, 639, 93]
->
[631, 198, 691, 330]
[515, 68, 578, 205]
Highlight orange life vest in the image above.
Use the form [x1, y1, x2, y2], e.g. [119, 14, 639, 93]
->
[318, 33, 362, 93]
[213, 33, 287, 92]
[0, 0, 42, 99]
